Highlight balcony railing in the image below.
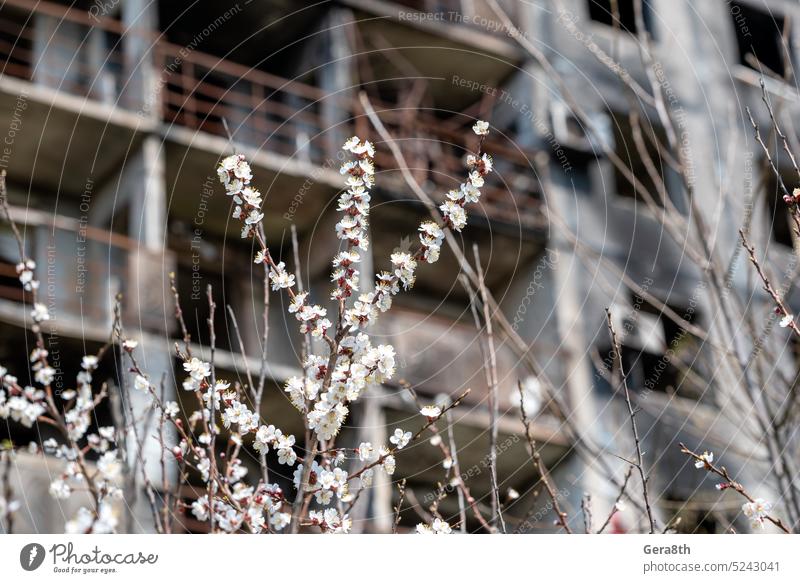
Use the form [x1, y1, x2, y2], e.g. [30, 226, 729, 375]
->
[0, 0, 544, 228]
[0, 206, 175, 333]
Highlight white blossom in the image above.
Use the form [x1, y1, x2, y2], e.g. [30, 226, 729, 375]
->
[389, 428, 412, 449]
[31, 303, 49, 323]
[742, 498, 772, 529]
[164, 401, 180, 418]
[440, 200, 467, 231]
[49, 478, 72, 499]
[269, 261, 296, 290]
[183, 358, 211, 381]
[122, 339, 138, 350]
[134, 375, 149, 392]
[390, 252, 417, 290]
[472, 120, 489, 135]
[694, 451, 713, 469]
[420, 405, 441, 419]
[81, 355, 99, 371]
[357, 442, 373, 462]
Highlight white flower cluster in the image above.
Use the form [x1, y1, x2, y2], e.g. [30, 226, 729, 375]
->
[472, 120, 490, 135]
[416, 517, 453, 534]
[390, 251, 417, 291]
[51, 423, 122, 533]
[0, 367, 45, 428]
[62, 355, 103, 441]
[16, 259, 38, 291]
[182, 357, 211, 392]
[269, 261, 296, 291]
[217, 154, 263, 239]
[177, 355, 300, 532]
[308, 508, 352, 533]
[0, 490, 20, 518]
[332, 137, 375, 300]
[289, 292, 331, 339]
[66, 502, 118, 534]
[191, 482, 290, 533]
[288, 334, 395, 442]
[418, 221, 444, 263]
[420, 405, 441, 418]
[439, 121, 493, 232]
[30, 302, 49, 324]
[742, 498, 772, 530]
[253, 424, 297, 466]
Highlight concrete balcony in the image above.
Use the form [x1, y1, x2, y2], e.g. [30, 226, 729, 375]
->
[0, 206, 175, 335]
[0, 0, 545, 233]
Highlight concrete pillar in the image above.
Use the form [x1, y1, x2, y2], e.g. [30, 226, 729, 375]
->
[122, 0, 158, 113]
[121, 334, 176, 533]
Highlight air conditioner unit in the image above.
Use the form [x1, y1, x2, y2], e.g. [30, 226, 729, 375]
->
[608, 302, 666, 354]
[549, 100, 614, 154]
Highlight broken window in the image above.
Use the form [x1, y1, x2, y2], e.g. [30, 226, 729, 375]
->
[609, 112, 678, 209]
[661, 493, 741, 533]
[599, 298, 704, 399]
[587, 0, 652, 35]
[730, 2, 792, 78]
[764, 164, 797, 248]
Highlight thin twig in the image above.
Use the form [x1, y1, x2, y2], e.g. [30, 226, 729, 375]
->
[605, 309, 656, 533]
[517, 380, 572, 533]
[679, 443, 791, 533]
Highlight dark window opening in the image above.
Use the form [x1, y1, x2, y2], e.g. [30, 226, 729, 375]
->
[765, 165, 796, 248]
[587, 0, 652, 35]
[173, 264, 235, 354]
[610, 112, 677, 208]
[730, 2, 792, 78]
[662, 494, 738, 533]
[0, 329, 118, 458]
[597, 299, 703, 399]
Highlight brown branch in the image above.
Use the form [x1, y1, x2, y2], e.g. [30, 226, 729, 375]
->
[679, 443, 791, 533]
[597, 466, 633, 534]
[605, 309, 656, 533]
[517, 380, 572, 533]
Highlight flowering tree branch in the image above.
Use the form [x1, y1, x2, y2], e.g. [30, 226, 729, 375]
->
[680, 444, 791, 533]
[605, 309, 657, 534]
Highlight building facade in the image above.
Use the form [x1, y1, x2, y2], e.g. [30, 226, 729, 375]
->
[0, 0, 797, 533]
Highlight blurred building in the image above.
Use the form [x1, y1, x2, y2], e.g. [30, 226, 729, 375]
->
[0, 0, 796, 533]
